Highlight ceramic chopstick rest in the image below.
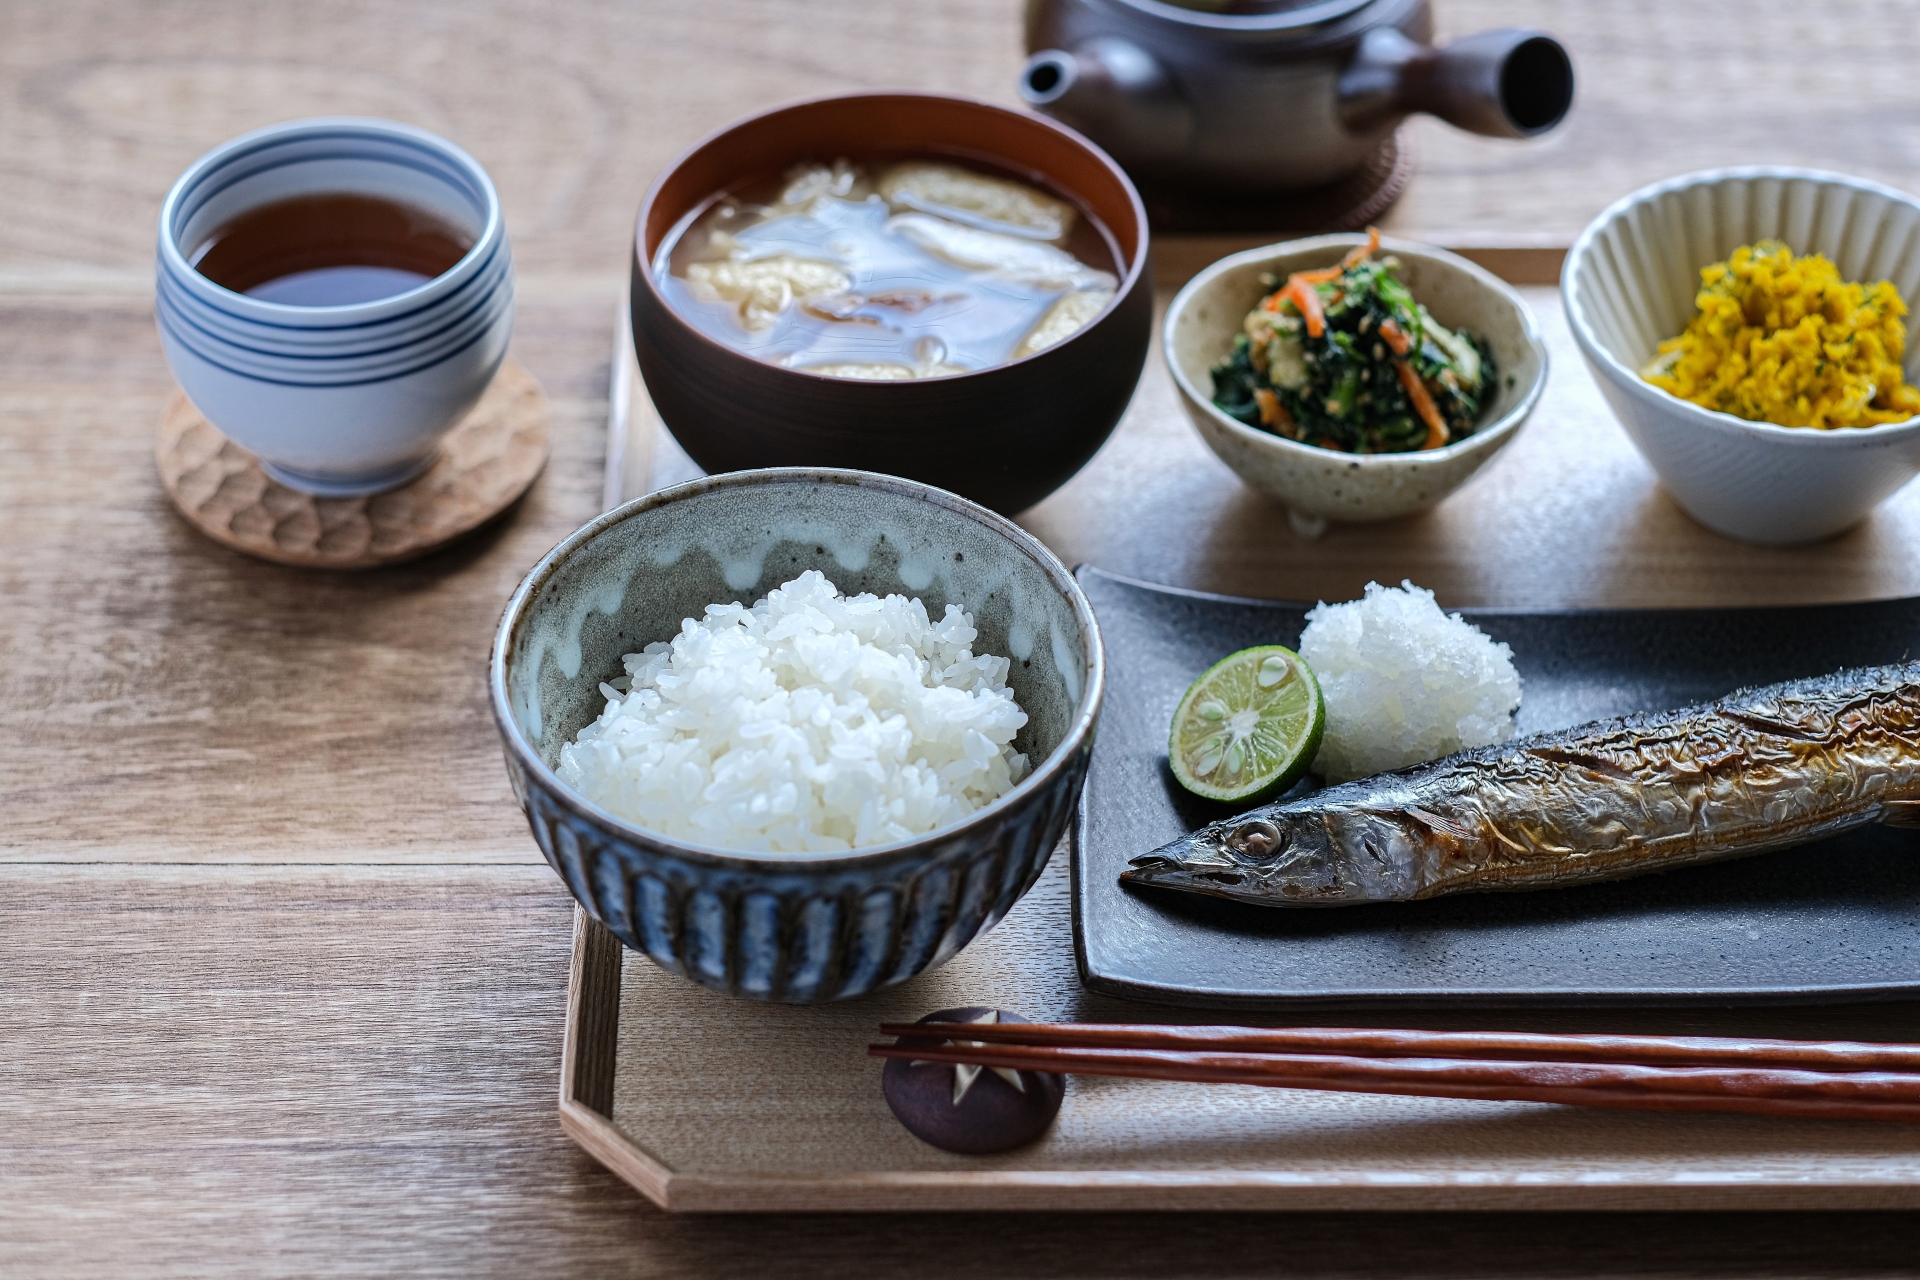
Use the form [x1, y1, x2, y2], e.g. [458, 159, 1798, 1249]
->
[880, 1008, 1065, 1154]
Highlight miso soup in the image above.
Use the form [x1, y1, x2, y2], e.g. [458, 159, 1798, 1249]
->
[654, 157, 1121, 379]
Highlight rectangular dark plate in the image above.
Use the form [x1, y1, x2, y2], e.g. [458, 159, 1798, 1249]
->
[1071, 567, 1920, 1009]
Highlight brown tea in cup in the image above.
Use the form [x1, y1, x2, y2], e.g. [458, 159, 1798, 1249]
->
[189, 192, 474, 306]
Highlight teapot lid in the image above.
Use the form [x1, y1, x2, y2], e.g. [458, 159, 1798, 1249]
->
[1119, 0, 1374, 30]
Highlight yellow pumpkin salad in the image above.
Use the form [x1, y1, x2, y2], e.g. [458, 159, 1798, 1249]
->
[1641, 240, 1920, 429]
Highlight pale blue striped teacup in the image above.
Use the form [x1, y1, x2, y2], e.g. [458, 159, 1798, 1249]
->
[156, 117, 514, 496]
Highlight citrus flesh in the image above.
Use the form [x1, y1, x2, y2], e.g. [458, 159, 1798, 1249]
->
[1168, 646, 1325, 803]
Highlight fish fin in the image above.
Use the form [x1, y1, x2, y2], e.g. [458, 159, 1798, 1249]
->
[1406, 806, 1476, 842]
[1882, 800, 1920, 830]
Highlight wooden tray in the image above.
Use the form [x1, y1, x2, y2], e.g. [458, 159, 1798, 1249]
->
[564, 243, 1920, 1213]
[559, 854, 1920, 1213]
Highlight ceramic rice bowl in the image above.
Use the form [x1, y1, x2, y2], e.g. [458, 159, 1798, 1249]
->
[490, 469, 1103, 1002]
[1164, 233, 1547, 525]
[1563, 167, 1920, 544]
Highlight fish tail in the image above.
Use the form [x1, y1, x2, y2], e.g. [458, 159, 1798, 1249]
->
[1881, 800, 1920, 830]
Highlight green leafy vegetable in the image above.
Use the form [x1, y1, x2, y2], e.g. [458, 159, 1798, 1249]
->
[1210, 234, 1495, 455]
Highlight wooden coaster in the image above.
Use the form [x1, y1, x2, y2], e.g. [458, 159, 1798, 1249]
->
[1137, 130, 1416, 234]
[157, 359, 550, 569]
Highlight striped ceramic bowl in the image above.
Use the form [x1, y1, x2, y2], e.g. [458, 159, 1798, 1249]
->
[1563, 168, 1920, 543]
[489, 469, 1105, 1002]
[155, 117, 513, 496]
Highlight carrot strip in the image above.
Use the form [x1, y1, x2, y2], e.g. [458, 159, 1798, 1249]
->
[1396, 359, 1450, 449]
[1285, 278, 1326, 338]
[1253, 387, 1281, 427]
[1378, 317, 1412, 356]
[1264, 268, 1340, 323]
[1342, 226, 1382, 269]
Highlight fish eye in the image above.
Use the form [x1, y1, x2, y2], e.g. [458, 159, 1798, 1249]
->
[1224, 819, 1283, 858]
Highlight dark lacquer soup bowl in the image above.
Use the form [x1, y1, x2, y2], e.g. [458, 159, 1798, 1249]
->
[490, 469, 1104, 1001]
[630, 92, 1153, 515]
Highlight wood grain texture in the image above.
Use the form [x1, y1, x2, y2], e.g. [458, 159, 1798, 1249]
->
[8, 0, 1920, 1271]
[7, 864, 1920, 1279]
[565, 902, 624, 1117]
[7, 1, 1920, 271]
[593, 854, 1920, 1214]
[0, 290, 607, 863]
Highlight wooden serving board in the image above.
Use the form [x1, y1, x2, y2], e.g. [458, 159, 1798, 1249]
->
[566, 241, 1920, 1213]
[560, 854, 1920, 1213]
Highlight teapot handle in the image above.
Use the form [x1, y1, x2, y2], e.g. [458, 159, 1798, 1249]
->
[1338, 27, 1573, 140]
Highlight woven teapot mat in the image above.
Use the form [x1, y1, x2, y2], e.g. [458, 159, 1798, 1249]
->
[1139, 131, 1414, 234]
[156, 359, 549, 569]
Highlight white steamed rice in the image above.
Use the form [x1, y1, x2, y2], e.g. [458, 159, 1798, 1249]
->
[556, 571, 1029, 852]
[1299, 580, 1520, 782]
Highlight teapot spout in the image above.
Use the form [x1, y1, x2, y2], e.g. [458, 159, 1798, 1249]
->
[1338, 27, 1573, 140]
[1020, 38, 1195, 169]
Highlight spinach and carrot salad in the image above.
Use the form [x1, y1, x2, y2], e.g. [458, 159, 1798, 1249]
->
[1210, 230, 1497, 454]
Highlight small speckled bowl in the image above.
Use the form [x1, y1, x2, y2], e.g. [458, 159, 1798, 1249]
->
[489, 469, 1103, 1002]
[1164, 234, 1547, 525]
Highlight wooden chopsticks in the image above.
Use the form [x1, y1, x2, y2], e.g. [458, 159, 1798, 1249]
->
[876, 1021, 1920, 1071]
[868, 1021, 1920, 1122]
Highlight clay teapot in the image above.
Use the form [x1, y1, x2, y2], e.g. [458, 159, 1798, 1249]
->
[1020, 0, 1573, 196]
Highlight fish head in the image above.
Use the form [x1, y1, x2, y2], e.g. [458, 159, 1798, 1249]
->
[1120, 808, 1376, 905]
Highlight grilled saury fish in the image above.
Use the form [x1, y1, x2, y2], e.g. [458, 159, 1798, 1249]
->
[1122, 663, 1920, 907]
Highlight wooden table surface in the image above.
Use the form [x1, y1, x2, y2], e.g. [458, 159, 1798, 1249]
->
[6, 0, 1920, 1273]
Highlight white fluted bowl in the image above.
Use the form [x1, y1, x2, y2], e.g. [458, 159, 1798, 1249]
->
[1563, 168, 1920, 544]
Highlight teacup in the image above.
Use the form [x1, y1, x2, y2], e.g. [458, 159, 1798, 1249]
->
[155, 117, 514, 496]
